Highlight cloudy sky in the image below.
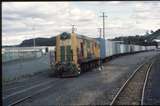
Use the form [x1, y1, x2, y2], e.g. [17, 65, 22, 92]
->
[2, 1, 160, 45]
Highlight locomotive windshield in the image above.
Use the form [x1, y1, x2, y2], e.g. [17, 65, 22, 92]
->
[60, 32, 71, 40]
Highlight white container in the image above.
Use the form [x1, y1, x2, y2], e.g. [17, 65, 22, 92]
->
[105, 40, 113, 57]
[120, 44, 125, 53]
[134, 45, 139, 51]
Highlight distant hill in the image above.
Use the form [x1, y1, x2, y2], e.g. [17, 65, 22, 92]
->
[17, 29, 160, 47]
[19, 36, 56, 47]
[2, 45, 18, 48]
[112, 29, 160, 46]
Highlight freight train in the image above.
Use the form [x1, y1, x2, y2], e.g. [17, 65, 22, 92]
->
[49, 32, 156, 77]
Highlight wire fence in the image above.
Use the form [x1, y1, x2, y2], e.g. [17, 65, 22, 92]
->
[2, 46, 55, 63]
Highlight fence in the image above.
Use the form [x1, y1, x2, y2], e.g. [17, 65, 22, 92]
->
[2, 46, 55, 63]
[2, 46, 55, 82]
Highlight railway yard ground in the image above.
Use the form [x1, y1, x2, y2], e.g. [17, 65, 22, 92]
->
[2, 50, 160, 106]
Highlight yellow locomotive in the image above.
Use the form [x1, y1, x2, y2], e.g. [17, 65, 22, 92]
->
[52, 32, 100, 77]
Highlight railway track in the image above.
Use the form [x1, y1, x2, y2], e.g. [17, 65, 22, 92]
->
[110, 57, 155, 105]
[141, 54, 160, 105]
[2, 78, 66, 106]
[140, 59, 155, 105]
[3, 75, 53, 96]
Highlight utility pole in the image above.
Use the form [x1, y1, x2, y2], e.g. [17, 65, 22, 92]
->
[32, 26, 36, 48]
[71, 25, 76, 33]
[31, 17, 36, 49]
[100, 12, 107, 39]
[98, 28, 102, 38]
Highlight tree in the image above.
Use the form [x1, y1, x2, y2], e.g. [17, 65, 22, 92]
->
[145, 30, 150, 36]
[150, 30, 154, 34]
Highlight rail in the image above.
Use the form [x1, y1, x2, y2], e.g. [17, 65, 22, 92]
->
[3, 78, 65, 106]
[110, 56, 155, 105]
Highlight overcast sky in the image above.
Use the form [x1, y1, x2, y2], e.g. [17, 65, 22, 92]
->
[2, 1, 160, 45]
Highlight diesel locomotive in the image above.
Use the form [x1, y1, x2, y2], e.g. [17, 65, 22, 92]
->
[51, 32, 100, 77]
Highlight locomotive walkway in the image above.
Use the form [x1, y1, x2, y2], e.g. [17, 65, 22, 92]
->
[2, 50, 160, 106]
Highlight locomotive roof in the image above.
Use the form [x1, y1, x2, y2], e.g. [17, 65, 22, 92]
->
[77, 34, 97, 42]
[59, 32, 99, 43]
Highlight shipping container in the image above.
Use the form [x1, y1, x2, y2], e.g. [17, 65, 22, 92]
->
[105, 40, 113, 57]
[97, 38, 106, 59]
[120, 44, 127, 53]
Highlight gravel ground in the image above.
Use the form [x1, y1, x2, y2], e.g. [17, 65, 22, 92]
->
[9, 51, 159, 106]
[2, 53, 50, 82]
[143, 53, 160, 105]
